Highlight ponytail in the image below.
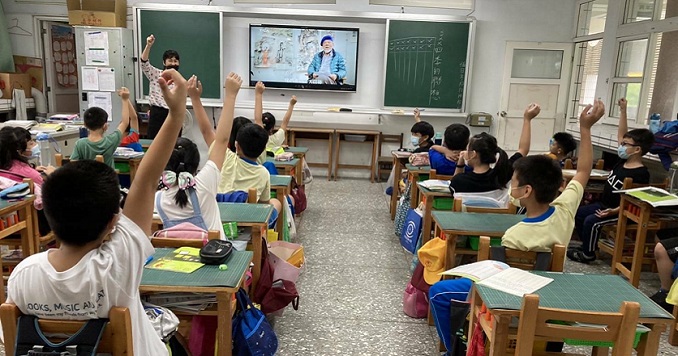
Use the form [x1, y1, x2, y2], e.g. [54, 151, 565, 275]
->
[163, 138, 200, 209]
[490, 148, 512, 187]
[468, 132, 512, 188]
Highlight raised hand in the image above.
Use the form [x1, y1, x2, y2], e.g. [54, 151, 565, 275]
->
[290, 95, 297, 106]
[580, 99, 605, 129]
[618, 97, 627, 111]
[524, 103, 541, 120]
[187, 75, 203, 99]
[255, 81, 265, 95]
[159, 69, 187, 112]
[117, 87, 130, 100]
[146, 34, 155, 46]
[225, 72, 243, 98]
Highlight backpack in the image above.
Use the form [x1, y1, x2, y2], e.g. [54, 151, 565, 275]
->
[260, 279, 300, 314]
[290, 177, 307, 215]
[152, 222, 209, 242]
[402, 282, 428, 318]
[232, 288, 278, 356]
[14, 315, 107, 356]
[408, 152, 430, 166]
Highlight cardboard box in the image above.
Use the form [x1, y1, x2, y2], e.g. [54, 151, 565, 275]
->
[13, 56, 44, 93]
[0, 73, 32, 100]
[67, 0, 127, 28]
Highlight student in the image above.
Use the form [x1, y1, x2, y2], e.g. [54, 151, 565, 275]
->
[71, 88, 132, 168]
[647, 229, 678, 311]
[118, 88, 142, 152]
[568, 98, 654, 263]
[7, 69, 189, 355]
[546, 132, 577, 162]
[428, 123, 471, 176]
[262, 96, 297, 155]
[448, 103, 540, 195]
[155, 74, 238, 240]
[140, 34, 180, 139]
[428, 99, 605, 351]
[411, 109, 434, 153]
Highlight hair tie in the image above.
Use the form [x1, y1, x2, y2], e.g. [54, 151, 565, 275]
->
[160, 170, 196, 191]
[160, 171, 177, 189]
[177, 172, 196, 190]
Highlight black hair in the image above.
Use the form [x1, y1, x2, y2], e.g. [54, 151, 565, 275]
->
[513, 155, 563, 204]
[162, 50, 180, 62]
[83, 107, 108, 131]
[552, 132, 577, 155]
[0, 127, 29, 169]
[468, 132, 512, 187]
[444, 124, 470, 151]
[624, 128, 655, 155]
[410, 121, 434, 141]
[229, 116, 253, 152]
[42, 160, 120, 246]
[236, 123, 269, 159]
[165, 138, 200, 209]
[262, 112, 276, 133]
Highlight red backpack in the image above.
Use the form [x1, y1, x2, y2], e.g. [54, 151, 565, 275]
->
[253, 237, 300, 314]
[290, 177, 307, 215]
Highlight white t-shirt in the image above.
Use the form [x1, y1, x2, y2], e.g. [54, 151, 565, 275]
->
[155, 160, 225, 240]
[7, 215, 167, 356]
[267, 129, 286, 153]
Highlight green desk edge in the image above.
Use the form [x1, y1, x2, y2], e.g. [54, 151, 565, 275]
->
[285, 147, 309, 154]
[432, 211, 522, 233]
[270, 175, 292, 187]
[405, 164, 431, 172]
[142, 248, 252, 288]
[218, 203, 272, 223]
[267, 157, 300, 167]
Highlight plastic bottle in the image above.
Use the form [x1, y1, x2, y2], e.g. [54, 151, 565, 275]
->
[649, 113, 661, 134]
[37, 133, 51, 167]
[434, 132, 443, 145]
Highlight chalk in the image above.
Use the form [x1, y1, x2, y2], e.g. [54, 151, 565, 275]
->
[219, 264, 228, 270]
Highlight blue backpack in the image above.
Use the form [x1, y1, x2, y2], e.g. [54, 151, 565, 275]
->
[232, 288, 278, 356]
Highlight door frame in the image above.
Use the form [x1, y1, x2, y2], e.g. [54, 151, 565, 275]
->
[34, 16, 72, 113]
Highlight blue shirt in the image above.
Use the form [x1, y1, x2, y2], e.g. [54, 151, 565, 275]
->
[429, 149, 458, 175]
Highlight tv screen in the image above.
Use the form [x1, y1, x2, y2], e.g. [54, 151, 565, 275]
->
[250, 24, 359, 91]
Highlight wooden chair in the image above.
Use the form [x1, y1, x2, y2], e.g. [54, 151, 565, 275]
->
[376, 133, 403, 182]
[478, 236, 565, 272]
[54, 154, 104, 165]
[514, 294, 640, 356]
[151, 230, 221, 248]
[0, 303, 134, 356]
[429, 168, 453, 181]
[564, 158, 603, 170]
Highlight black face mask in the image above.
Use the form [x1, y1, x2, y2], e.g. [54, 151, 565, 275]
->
[164, 65, 180, 71]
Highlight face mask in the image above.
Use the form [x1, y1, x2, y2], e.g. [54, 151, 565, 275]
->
[509, 185, 526, 208]
[410, 136, 420, 147]
[164, 65, 180, 71]
[30, 145, 40, 158]
[617, 145, 630, 159]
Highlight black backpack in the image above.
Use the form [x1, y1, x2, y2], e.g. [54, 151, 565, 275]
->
[14, 316, 107, 356]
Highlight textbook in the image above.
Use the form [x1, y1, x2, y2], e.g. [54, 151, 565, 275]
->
[419, 179, 451, 192]
[562, 169, 609, 177]
[145, 247, 205, 274]
[615, 186, 678, 207]
[440, 260, 554, 296]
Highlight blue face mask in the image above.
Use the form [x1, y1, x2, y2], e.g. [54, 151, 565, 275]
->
[617, 145, 630, 159]
[27, 145, 39, 158]
[410, 136, 420, 147]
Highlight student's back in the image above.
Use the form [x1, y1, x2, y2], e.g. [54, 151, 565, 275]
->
[71, 105, 128, 168]
[449, 132, 516, 194]
[428, 123, 470, 176]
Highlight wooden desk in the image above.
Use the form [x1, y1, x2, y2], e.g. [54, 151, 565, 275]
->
[406, 164, 430, 209]
[417, 184, 452, 244]
[389, 151, 411, 220]
[288, 127, 334, 180]
[469, 273, 673, 356]
[141, 248, 253, 356]
[266, 157, 301, 185]
[0, 196, 36, 302]
[270, 175, 292, 238]
[284, 146, 309, 160]
[114, 155, 144, 183]
[334, 129, 380, 182]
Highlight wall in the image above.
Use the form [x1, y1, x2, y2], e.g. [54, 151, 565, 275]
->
[2, 0, 576, 178]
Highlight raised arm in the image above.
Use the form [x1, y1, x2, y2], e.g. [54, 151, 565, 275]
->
[141, 34, 154, 62]
[123, 69, 187, 235]
[413, 108, 422, 123]
[618, 98, 628, 144]
[187, 75, 215, 147]
[116, 87, 131, 133]
[208, 73, 240, 171]
[517, 103, 540, 157]
[573, 99, 605, 187]
[254, 81, 265, 128]
[128, 99, 138, 133]
[280, 95, 297, 131]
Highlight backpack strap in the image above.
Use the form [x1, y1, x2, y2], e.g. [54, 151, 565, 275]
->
[155, 191, 171, 224]
[489, 246, 552, 271]
[15, 315, 108, 356]
[187, 187, 202, 217]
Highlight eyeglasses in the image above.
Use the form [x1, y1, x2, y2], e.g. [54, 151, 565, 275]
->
[620, 142, 640, 147]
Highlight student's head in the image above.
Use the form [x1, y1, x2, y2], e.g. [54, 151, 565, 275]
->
[229, 116, 253, 152]
[466, 132, 512, 187]
[262, 112, 276, 134]
[12, 127, 36, 158]
[0, 127, 29, 169]
[162, 50, 180, 70]
[444, 124, 470, 151]
[549, 132, 577, 157]
[511, 155, 563, 206]
[164, 138, 200, 209]
[235, 123, 268, 159]
[410, 121, 434, 147]
[83, 107, 109, 131]
[619, 128, 654, 159]
[43, 160, 120, 246]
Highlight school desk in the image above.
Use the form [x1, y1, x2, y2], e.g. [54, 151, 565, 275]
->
[561, 168, 609, 194]
[469, 273, 673, 356]
[405, 164, 430, 209]
[141, 248, 253, 356]
[113, 154, 144, 183]
[284, 146, 309, 160]
[417, 184, 452, 244]
[389, 151, 411, 220]
[139, 138, 153, 151]
[288, 127, 334, 180]
[0, 196, 36, 302]
[270, 175, 292, 236]
[266, 157, 301, 184]
[334, 129, 380, 183]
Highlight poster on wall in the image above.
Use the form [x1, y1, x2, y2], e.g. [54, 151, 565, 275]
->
[51, 24, 77, 88]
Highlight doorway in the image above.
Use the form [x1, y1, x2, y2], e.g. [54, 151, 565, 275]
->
[40, 21, 79, 113]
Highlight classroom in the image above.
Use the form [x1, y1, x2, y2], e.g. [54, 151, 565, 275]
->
[0, 0, 678, 354]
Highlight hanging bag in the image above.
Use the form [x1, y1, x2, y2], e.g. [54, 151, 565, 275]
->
[232, 288, 278, 356]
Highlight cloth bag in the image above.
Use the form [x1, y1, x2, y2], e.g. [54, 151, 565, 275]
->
[400, 207, 423, 253]
[232, 288, 278, 356]
[269, 241, 305, 283]
[403, 282, 428, 318]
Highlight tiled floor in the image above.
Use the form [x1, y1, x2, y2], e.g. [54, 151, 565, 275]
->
[273, 177, 678, 355]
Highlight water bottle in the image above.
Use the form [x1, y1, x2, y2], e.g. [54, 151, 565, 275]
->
[650, 113, 661, 134]
[37, 133, 51, 167]
[434, 132, 443, 145]
[670, 161, 678, 194]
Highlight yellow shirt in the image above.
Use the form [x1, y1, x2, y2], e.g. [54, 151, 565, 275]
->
[502, 180, 584, 252]
[267, 129, 286, 154]
[667, 280, 678, 305]
[216, 148, 271, 201]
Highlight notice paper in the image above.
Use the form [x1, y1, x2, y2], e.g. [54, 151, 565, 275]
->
[97, 68, 116, 92]
[477, 268, 553, 297]
[81, 67, 99, 91]
[84, 31, 109, 66]
[87, 92, 113, 121]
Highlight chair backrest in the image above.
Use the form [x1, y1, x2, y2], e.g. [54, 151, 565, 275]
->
[595, 159, 604, 170]
[247, 187, 258, 204]
[477, 236, 565, 272]
[95, 155, 104, 163]
[623, 176, 670, 190]
[378, 133, 403, 157]
[0, 303, 134, 356]
[452, 197, 517, 214]
[563, 158, 603, 170]
[55, 154, 104, 165]
[429, 169, 454, 181]
[151, 230, 221, 248]
[514, 294, 640, 356]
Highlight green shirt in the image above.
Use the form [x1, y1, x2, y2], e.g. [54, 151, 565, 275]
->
[70, 130, 123, 168]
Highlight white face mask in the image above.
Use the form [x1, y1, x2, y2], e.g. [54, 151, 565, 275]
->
[410, 136, 420, 147]
[509, 185, 526, 208]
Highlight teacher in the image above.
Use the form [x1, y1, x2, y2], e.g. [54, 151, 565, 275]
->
[140, 34, 180, 139]
[307, 35, 347, 85]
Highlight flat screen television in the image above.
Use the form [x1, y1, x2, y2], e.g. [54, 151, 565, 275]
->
[249, 24, 359, 91]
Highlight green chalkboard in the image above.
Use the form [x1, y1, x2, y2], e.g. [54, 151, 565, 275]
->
[384, 20, 471, 110]
[138, 10, 221, 100]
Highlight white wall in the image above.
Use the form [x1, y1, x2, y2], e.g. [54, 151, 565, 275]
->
[2, 0, 577, 178]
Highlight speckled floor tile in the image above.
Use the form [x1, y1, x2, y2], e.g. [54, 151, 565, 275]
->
[275, 316, 438, 356]
[302, 232, 411, 268]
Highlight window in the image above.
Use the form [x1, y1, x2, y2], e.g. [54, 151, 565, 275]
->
[609, 38, 648, 119]
[569, 40, 603, 119]
[624, 0, 668, 23]
[368, 0, 473, 9]
[577, 0, 608, 36]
